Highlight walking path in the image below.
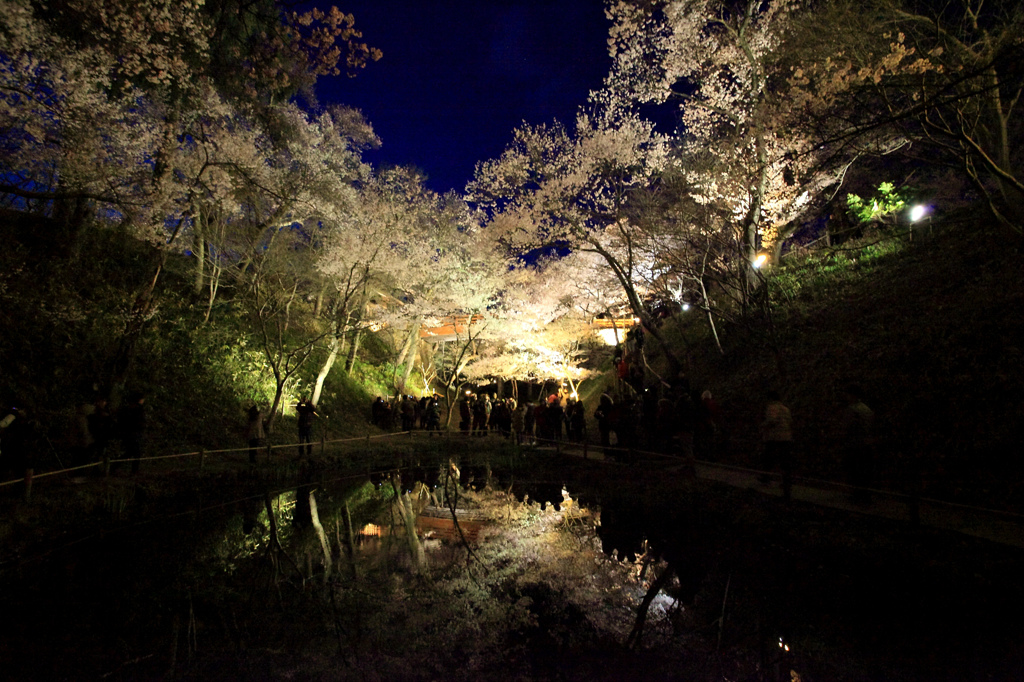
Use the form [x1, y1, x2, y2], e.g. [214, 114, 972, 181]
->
[547, 440, 1024, 549]
[694, 462, 1024, 549]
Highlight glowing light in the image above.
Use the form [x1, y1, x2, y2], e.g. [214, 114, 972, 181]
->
[465, 390, 472, 395]
[570, 392, 578, 399]
[910, 204, 927, 222]
[682, 303, 690, 311]
[753, 253, 768, 269]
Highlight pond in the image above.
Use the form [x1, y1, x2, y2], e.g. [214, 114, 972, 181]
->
[1, 444, 1021, 680]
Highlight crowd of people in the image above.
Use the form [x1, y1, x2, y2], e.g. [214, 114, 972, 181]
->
[2, 372, 878, 506]
[454, 392, 588, 444]
[370, 394, 443, 433]
[0, 388, 148, 486]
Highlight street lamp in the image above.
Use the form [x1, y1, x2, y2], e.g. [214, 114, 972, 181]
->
[753, 253, 768, 269]
[909, 204, 929, 241]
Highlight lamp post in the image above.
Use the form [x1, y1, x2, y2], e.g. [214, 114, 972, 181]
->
[909, 204, 928, 241]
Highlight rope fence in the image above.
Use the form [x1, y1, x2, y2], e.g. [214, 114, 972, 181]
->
[5, 427, 1024, 529]
[0, 429, 430, 491]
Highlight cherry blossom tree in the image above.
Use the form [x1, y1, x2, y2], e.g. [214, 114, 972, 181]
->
[0, 0, 383, 400]
[312, 166, 437, 402]
[461, 258, 598, 400]
[468, 108, 689, 376]
[599, 0, 838, 287]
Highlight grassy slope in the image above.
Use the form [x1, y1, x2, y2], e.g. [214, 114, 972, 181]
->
[665, 216, 1024, 510]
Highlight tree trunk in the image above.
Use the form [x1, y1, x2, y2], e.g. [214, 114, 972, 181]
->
[698, 277, 724, 355]
[192, 210, 205, 295]
[265, 368, 286, 434]
[312, 336, 341, 407]
[589, 242, 683, 381]
[400, 338, 420, 393]
[390, 475, 426, 574]
[202, 260, 221, 324]
[626, 561, 676, 649]
[314, 284, 329, 318]
[108, 249, 166, 403]
[395, 321, 420, 368]
[283, 283, 298, 332]
[394, 320, 422, 391]
[308, 490, 332, 584]
[343, 502, 359, 580]
[344, 327, 362, 375]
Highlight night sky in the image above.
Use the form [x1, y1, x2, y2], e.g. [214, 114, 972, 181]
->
[314, 1, 612, 194]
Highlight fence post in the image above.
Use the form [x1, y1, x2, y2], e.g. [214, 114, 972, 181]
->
[321, 433, 326, 458]
[198, 448, 206, 473]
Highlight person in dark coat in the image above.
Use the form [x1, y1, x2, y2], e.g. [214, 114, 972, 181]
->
[1, 405, 36, 480]
[245, 404, 265, 464]
[424, 397, 441, 432]
[512, 402, 527, 445]
[534, 401, 549, 443]
[371, 397, 386, 426]
[568, 400, 586, 442]
[459, 394, 472, 434]
[71, 398, 95, 467]
[760, 390, 793, 499]
[595, 394, 614, 448]
[841, 384, 876, 502]
[119, 392, 146, 474]
[472, 395, 488, 436]
[89, 397, 114, 471]
[548, 399, 564, 442]
[523, 402, 536, 445]
[295, 397, 317, 456]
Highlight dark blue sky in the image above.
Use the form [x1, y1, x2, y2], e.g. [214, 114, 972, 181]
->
[315, 1, 611, 194]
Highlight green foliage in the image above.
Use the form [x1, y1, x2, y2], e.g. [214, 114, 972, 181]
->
[191, 326, 278, 408]
[846, 182, 908, 223]
[771, 237, 905, 304]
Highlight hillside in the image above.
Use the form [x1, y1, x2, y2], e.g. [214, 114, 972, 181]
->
[664, 216, 1024, 511]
